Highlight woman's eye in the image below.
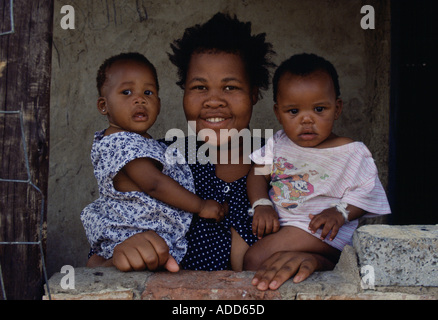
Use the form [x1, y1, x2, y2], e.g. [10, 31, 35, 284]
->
[315, 106, 325, 113]
[122, 90, 132, 95]
[191, 85, 206, 91]
[225, 86, 236, 91]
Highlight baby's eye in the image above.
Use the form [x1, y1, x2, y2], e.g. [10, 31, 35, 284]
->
[315, 106, 325, 113]
[122, 89, 132, 95]
[144, 90, 153, 96]
[288, 109, 299, 115]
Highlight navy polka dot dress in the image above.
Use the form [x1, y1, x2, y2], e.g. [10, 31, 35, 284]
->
[162, 137, 260, 270]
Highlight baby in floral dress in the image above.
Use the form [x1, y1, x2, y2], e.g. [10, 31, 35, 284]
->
[81, 53, 225, 264]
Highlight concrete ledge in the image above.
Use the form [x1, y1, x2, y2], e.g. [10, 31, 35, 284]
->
[45, 225, 438, 300]
[353, 224, 438, 286]
[44, 266, 152, 300]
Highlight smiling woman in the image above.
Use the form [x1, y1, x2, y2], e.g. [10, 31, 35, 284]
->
[182, 52, 258, 148]
[165, 13, 274, 271]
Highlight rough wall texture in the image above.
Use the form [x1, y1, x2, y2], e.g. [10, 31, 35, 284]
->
[47, 0, 391, 276]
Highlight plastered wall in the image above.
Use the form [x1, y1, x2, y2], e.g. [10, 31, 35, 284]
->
[47, 0, 390, 275]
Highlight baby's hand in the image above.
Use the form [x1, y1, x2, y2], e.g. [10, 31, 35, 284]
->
[198, 199, 226, 222]
[252, 206, 280, 239]
[308, 207, 345, 241]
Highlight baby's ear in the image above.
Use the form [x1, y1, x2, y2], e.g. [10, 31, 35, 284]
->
[334, 98, 343, 120]
[97, 97, 107, 115]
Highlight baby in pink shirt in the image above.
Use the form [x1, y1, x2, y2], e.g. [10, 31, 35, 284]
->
[244, 53, 391, 270]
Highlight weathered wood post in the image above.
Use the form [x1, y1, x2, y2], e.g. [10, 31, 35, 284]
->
[0, 0, 53, 299]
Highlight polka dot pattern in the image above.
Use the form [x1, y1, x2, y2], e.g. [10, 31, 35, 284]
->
[162, 137, 259, 270]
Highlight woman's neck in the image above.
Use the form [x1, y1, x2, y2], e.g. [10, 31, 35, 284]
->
[212, 137, 253, 182]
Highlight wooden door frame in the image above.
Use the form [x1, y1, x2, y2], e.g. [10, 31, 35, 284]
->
[0, 0, 53, 299]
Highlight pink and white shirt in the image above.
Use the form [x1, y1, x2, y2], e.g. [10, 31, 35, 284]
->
[250, 130, 391, 251]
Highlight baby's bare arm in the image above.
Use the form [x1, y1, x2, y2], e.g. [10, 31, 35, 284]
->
[120, 157, 224, 221]
[247, 164, 271, 204]
[247, 164, 279, 238]
[121, 157, 205, 213]
[308, 204, 365, 240]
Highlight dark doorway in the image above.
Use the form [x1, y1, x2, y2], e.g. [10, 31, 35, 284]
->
[389, 0, 438, 224]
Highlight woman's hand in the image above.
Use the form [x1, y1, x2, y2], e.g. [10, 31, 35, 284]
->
[112, 231, 179, 272]
[251, 251, 335, 291]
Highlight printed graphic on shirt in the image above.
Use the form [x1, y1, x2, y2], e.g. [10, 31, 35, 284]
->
[269, 157, 315, 209]
[269, 156, 335, 210]
[270, 173, 314, 209]
[272, 157, 295, 180]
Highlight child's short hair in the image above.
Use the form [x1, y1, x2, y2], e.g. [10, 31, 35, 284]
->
[168, 12, 275, 96]
[272, 53, 340, 102]
[96, 52, 159, 96]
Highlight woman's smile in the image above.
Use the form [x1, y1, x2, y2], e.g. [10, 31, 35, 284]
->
[205, 117, 226, 123]
[183, 51, 258, 146]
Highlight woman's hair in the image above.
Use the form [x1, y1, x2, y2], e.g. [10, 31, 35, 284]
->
[168, 12, 276, 96]
[272, 53, 341, 102]
[96, 52, 159, 96]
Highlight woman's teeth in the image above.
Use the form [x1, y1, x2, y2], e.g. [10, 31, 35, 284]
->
[206, 117, 225, 123]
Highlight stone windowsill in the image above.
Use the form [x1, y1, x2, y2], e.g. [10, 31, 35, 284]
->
[44, 225, 438, 300]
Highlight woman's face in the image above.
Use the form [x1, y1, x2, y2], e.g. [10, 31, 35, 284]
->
[183, 51, 258, 146]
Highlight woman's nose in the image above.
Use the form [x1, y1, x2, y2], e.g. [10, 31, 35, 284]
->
[204, 90, 225, 108]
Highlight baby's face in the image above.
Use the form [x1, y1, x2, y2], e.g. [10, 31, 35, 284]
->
[274, 71, 342, 148]
[98, 60, 160, 138]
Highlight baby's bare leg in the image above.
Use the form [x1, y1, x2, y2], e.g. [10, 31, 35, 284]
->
[243, 226, 340, 271]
